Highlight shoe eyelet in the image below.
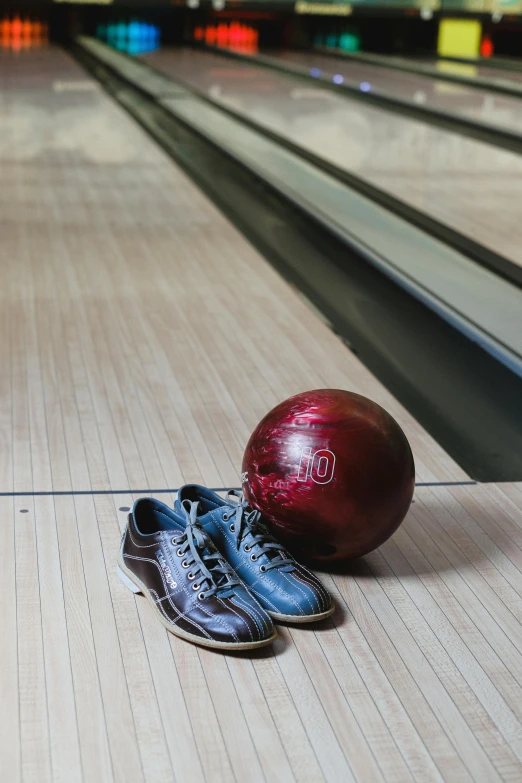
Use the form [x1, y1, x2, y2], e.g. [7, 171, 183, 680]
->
[181, 559, 189, 568]
[244, 544, 251, 552]
[176, 547, 183, 557]
[187, 572, 195, 580]
[260, 564, 267, 573]
[198, 592, 206, 601]
[223, 513, 230, 521]
[192, 582, 200, 591]
[250, 553, 257, 562]
[229, 524, 235, 532]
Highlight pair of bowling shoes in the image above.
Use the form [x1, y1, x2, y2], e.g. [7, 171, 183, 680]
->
[117, 485, 334, 650]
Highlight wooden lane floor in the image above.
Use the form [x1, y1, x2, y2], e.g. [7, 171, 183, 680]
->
[0, 45, 463, 493]
[265, 49, 522, 136]
[2, 46, 522, 782]
[4, 483, 522, 783]
[142, 47, 522, 272]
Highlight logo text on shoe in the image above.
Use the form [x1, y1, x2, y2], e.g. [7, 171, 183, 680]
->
[156, 551, 177, 590]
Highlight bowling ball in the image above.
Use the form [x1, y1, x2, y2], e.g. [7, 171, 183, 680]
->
[242, 389, 415, 562]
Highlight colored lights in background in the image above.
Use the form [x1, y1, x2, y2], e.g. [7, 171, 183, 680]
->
[1, 16, 49, 51]
[339, 32, 360, 53]
[97, 20, 160, 56]
[194, 23, 259, 54]
[437, 19, 481, 59]
[314, 30, 360, 53]
[480, 34, 494, 57]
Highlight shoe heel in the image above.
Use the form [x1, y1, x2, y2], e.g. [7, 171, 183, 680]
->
[117, 565, 142, 594]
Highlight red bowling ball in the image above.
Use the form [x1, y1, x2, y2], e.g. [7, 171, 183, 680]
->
[242, 389, 415, 562]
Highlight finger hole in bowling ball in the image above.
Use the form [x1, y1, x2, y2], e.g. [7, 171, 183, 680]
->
[258, 464, 273, 476]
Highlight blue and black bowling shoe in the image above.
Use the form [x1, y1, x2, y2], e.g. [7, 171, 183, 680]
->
[118, 497, 276, 649]
[175, 486, 334, 623]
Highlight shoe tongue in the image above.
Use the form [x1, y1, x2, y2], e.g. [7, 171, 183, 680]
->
[267, 547, 292, 565]
[214, 569, 234, 591]
[238, 511, 290, 565]
[188, 521, 211, 549]
[197, 539, 233, 588]
[182, 524, 218, 566]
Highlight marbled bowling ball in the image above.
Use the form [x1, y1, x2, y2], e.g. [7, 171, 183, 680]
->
[242, 389, 415, 562]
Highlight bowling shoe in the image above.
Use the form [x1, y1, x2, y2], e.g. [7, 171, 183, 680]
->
[118, 497, 276, 650]
[175, 486, 334, 623]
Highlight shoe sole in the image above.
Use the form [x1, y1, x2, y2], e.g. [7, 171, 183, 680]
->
[117, 557, 277, 651]
[267, 602, 336, 624]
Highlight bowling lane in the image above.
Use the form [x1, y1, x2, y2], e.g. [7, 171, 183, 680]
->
[141, 47, 522, 270]
[0, 44, 460, 488]
[264, 49, 522, 135]
[409, 55, 522, 88]
[324, 52, 522, 95]
[314, 50, 522, 93]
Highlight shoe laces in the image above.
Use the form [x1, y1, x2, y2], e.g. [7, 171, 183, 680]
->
[223, 491, 294, 572]
[174, 500, 242, 600]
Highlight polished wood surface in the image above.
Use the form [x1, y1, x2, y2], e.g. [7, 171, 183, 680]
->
[2, 46, 522, 783]
[143, 47, 522, 271]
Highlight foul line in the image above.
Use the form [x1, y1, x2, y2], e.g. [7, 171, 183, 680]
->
[415, 481, 477, 487]
[0, 487, 239, 498]
[0, 480, 478, 498]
